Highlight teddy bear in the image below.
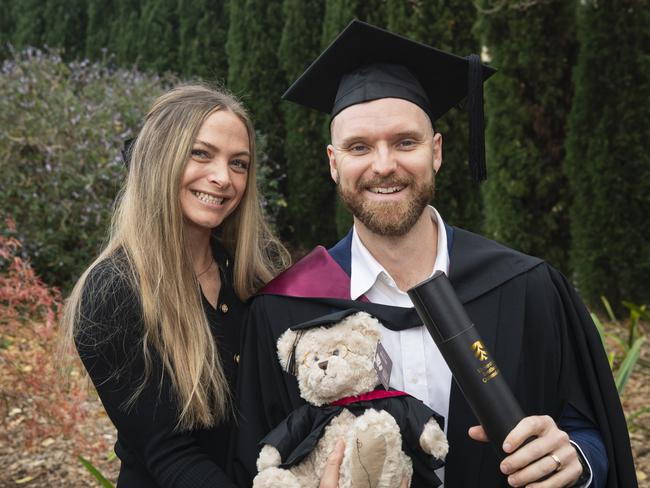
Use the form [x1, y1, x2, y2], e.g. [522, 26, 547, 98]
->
[252, 310, 448, 488]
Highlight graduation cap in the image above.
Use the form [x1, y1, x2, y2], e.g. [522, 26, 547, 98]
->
[282, 19, 496, 181]
[285, 309, 365, 375]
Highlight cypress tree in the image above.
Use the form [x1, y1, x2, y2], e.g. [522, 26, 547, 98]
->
[1, 0, 16, 58]
[279, 0, 336, 249]
[10, 0, 45, 51]
[385, 0, 483, 232]
[41, 0, 87, 59]
[177, 0, 229, 81]
[565, 0, 650, 307]
[476, 1, 577, 272]
[137, 0, 179, 72]
[226, 0, 287, 232]
[111, 0, 142, 67]
[85, 0, 114, 61]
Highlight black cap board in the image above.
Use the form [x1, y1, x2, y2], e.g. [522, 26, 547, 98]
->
[282, 19, 497, 182]
[285, 308, 371, 375]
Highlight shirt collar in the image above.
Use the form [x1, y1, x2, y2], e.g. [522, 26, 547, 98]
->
[350, 206, 449, 300]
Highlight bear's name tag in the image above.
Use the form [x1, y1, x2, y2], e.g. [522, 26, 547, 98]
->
[374, 342, 393, 390]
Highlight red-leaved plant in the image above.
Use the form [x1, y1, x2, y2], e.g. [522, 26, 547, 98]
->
[0, 218, 110, 456]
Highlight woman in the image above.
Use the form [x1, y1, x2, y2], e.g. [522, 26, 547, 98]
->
[62, 84, 289, 487]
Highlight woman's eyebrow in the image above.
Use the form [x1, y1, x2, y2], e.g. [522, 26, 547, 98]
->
[194, 139, 250, 157]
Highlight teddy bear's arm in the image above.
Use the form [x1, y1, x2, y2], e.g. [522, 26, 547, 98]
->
[259, 404, 340, 468]
[419, 418, 449, 459]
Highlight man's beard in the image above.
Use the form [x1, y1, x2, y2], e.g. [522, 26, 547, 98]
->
[337, 173, 435, 236]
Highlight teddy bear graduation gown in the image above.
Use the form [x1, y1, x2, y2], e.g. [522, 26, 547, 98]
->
[232, 225, 637, 488]
[259, 391, 446, 487]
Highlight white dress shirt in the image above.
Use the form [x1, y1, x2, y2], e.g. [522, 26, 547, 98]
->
[350, 206, 452, 484]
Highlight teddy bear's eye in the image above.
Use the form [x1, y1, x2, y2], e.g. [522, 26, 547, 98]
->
[313, 355, 319, 362]
[332, 349, 340, 356]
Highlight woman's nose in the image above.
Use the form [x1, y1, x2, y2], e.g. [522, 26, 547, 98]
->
[208, 161, 231, 188]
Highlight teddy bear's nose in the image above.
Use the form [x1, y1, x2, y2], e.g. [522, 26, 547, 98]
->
[318, 360, 328, 370]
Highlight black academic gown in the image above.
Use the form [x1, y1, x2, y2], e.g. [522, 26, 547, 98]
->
[233, 226, 637, 488]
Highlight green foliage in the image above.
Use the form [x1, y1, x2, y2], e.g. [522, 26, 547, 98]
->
[591, 297, 648, 395]
[137, 0, 179, 72]
[85, 0, 113, 61]
[9, 0, 46, 52]
[78, 456, 115, 488]
[476, 0, 576, 273]
[41, 0, 87, 59]
[565, 0, 650, 307]
[0, 48, 173, 289]
[386, 0, 483, 232]
[177, 0, 229, 81]
[279, 0, 336, 249]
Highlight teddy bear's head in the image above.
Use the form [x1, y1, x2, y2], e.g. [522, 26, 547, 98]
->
[277, 312, 382, 406]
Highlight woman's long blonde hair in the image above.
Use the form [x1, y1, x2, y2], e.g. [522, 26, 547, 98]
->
[62, 84, 289, 429]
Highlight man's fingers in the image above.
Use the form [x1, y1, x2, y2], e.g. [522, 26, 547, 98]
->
[319, 439, 345, 488]
[468, 425, 489, 442]
[503, 444, 580, 487]
[502, 415, 555, 453]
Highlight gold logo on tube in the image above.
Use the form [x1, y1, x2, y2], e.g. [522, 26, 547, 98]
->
[472, 340, 488, 361]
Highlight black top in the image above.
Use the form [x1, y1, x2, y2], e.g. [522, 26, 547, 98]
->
[75, 243, 244, 488]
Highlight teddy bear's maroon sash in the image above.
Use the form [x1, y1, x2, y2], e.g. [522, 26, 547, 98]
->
[330, 389, 408, 407]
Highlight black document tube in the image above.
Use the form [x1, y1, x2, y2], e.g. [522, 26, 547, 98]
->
[408, 271, 525, 456]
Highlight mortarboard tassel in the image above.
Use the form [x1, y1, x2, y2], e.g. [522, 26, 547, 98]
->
[467, 54, 487, 182]
[286, 330, 305, 376]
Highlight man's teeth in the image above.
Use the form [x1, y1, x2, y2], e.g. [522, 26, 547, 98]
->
[193, 191, 224, 205]
[370, 186, 403, 194]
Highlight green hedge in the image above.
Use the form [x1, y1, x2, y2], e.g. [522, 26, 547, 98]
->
[565, 0, 650, 307]
[476, 0, 576, 273]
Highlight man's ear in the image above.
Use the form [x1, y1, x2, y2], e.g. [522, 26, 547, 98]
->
[327, 144, 339, 184]
[433, 132, 443, 174]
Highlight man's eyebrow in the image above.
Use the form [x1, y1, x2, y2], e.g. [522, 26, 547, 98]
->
[338, 129, 425, 147]
[391, 130, 426, 140]
[338, 136, 366, 148]
[194, 139, 250, 157]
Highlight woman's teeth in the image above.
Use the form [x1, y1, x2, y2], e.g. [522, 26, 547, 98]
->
[193, 191, 224, 205]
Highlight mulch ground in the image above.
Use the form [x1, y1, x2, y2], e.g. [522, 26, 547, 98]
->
[1, 331, 648, 487]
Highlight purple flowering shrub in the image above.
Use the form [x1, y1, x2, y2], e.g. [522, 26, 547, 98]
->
[0, 48, 176, 288]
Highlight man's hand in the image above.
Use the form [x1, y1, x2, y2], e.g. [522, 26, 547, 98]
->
[319, 439, 409, 488]
[469, 415, 583, 487]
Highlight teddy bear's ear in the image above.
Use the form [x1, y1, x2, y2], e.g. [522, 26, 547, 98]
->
[348, 312, 381, 340]
[277, 328, 300, 372]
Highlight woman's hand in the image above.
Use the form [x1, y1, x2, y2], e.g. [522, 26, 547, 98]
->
[319, 439, 409, 488]
[319, 439, 345, 488]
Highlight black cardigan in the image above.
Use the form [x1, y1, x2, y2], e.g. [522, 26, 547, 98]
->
[76, 248, 244, 487]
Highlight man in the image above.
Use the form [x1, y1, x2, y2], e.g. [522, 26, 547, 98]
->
[232, 20, 636, 487]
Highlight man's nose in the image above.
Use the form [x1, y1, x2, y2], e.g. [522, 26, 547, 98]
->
[371, 146, 397, 175]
